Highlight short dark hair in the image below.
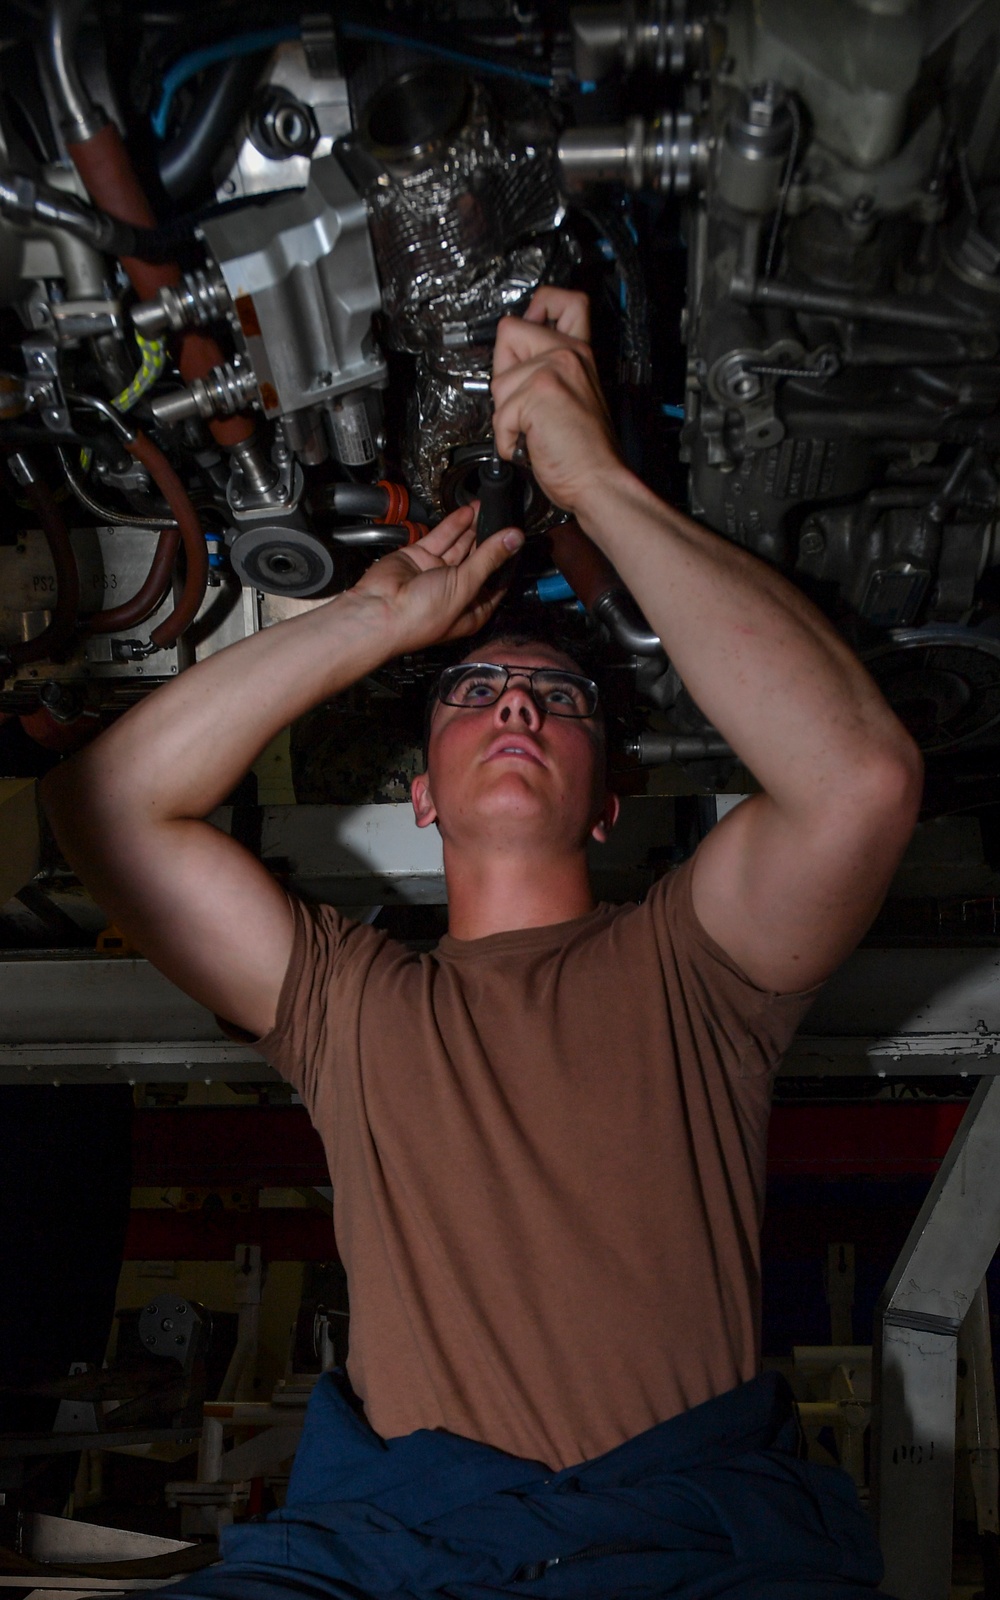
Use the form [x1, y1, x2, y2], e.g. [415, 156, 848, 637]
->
[421, 612, 606, 769]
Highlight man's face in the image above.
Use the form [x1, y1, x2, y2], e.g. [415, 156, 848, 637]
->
[411, 642, 618, 852]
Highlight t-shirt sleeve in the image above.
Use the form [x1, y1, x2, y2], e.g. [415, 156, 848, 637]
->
[252, 893, 386, 1117]
[644, 854, 822, 1079]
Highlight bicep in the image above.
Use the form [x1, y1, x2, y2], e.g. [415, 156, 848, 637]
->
[689, 781, 917, 993]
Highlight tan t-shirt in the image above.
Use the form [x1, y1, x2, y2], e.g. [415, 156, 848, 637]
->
[257, 856, 815, 1470]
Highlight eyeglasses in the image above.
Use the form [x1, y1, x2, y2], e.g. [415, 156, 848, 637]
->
[436, 662, 600, 719]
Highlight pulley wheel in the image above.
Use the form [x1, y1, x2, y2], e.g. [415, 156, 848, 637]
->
[863, 626, 1000, 754]
[230, 526, 336, 597]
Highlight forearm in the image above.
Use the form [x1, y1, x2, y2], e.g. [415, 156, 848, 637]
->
[42, 589, 390, 830]
[576, 467, 921, 810]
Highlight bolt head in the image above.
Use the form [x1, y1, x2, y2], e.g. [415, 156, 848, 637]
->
[800, 523, 825, 556]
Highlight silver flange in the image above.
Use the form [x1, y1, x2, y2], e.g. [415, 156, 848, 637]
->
[149, 361, 259, 427]
[132, 265, 232, 338]
[558, 112, 707, 193]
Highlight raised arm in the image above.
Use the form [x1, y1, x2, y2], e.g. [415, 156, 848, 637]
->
[41, 510, 521, 1037]
[492, 289, 922, 993]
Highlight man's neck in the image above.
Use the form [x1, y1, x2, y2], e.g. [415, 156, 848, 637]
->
[443, 843, 596, 941]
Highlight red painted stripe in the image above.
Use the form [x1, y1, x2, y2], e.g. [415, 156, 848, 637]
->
[132, 1100, 970, 1190]
[123, 1207, 337, 1261]
[767, 1102, 966, 1175]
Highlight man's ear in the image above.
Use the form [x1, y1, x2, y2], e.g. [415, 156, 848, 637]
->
[411, 772, 438, 830]
[590, 790, 620, 845]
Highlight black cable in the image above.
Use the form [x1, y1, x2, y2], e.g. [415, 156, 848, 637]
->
[571, 198, 651, 387]
[159, 52, 269, 202]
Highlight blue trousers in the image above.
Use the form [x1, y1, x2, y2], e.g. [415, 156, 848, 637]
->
[161, 1370, 890, 1600]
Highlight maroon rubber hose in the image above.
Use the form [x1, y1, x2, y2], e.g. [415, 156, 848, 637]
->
[67, 122, 253, 448]
[81, 433, 207, 643]
[83, 525, 180, 635]
[127, 430, 208, 647]
[548, 520, 619, 609]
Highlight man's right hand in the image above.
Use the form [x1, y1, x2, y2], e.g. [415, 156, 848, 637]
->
[350, 505, 523, 653]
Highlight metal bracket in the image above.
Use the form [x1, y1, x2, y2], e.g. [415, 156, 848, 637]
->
[22, 335, 69, 432]
[873, 1074, 1000, 1600]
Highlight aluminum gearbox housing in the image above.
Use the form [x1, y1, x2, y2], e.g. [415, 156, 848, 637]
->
[200, 153, 387, 429]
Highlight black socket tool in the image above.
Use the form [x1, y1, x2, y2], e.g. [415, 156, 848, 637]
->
[475, 445, 522, 546]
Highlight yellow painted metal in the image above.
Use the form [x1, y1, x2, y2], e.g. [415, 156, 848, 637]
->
[0, 778, 39, 904]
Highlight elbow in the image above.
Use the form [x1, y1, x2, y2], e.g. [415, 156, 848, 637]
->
[852, 733, 924, 851]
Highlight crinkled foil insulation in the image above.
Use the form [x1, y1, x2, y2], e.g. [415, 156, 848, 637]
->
[362, 81, 563, 504]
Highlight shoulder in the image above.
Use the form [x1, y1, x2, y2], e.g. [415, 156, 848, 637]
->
[292, 897, 409, 976]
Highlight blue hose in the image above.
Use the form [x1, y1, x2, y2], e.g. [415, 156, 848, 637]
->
[536, 574, 578, 604]
[151, 26, 300, 138]
[152, 21, 558, 138]
[339, 22, 554, 89]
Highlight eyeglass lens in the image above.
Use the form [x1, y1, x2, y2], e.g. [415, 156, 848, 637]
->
[439, 664, 598, 718]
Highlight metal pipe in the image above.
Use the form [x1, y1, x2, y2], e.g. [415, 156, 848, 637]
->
[549, 520, 662, 654]
[626, 732, 733, 765]
[732, 276, 994, 336]
[46, 0, 105, 144]
[329, 525, 409, 549]
[591, 588, 662, 655]
[58, 447, 179, 529]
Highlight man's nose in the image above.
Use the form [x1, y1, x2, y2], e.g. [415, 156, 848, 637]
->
[494, 683, 542, 728]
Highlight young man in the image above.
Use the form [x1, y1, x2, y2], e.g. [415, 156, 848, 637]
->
[43, 290, 921, 1598]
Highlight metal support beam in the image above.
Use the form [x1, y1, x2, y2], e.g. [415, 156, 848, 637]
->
[4, 937, 1000, 1083]
[872, 1076, 1000, 1600]
[4, 801, 1000, 1081]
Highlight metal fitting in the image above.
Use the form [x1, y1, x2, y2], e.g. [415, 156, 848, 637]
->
[132, 265, 232, 338]
[570, 0, 703, 82]
[592, 587, 662, 654]
[716, 83, 794, 215]
[559, 112, 707, 194]
[625, 732, 733, 764]
[112, 637, 159, 661]
[7, 451, 37, 487]
[250, 87, 318, 160]
[149, 362, 259, 428]
[227, 436, 303, 522]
